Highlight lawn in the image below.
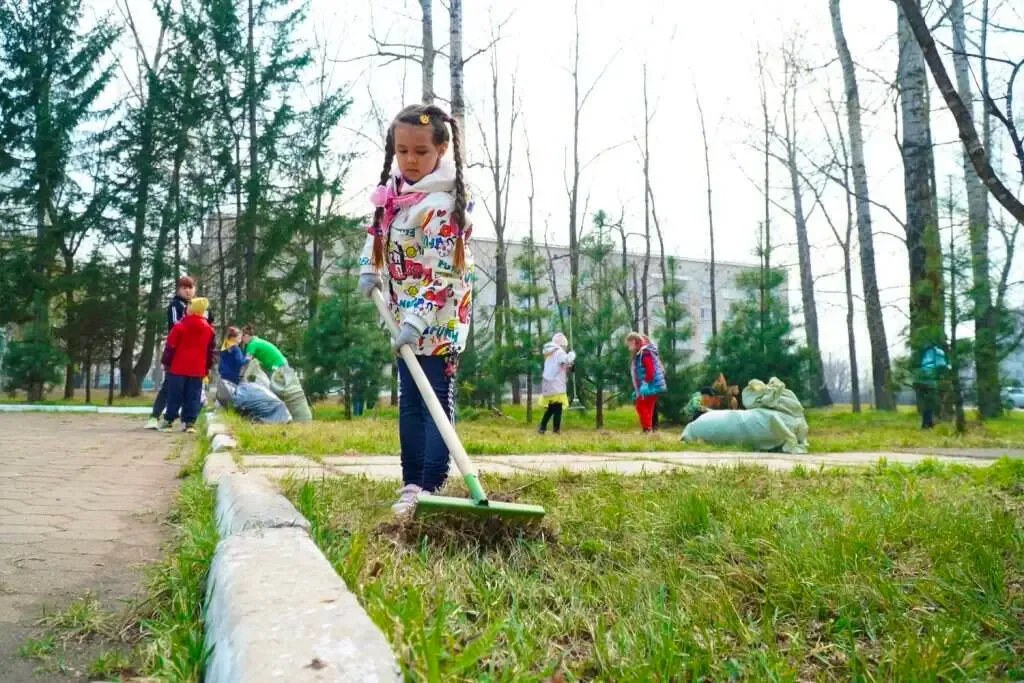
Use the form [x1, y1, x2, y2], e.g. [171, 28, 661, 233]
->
[226, 402, 1024, 456]
[285, 460, 1024, 681]
[0, 390, 157, 407]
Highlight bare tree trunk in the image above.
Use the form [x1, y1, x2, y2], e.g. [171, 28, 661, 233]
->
[632, 264, 641, 332]
[830, 0, 895, 410]
[568, 1, 582, 325]
[135, 135, 185, 391]
[84, 348, 92, 405]
[757, 50, 771, 358]
[448, 0, 464, 129]
[947, 177, 967, 433]
[244, 0, 259, 307]
[390, 363, 397, 407]
[120, 93, 159, 396]
[951, 0, 1000, 418]
[216, 206, 228, 331]
[782, 53, 832, 407]
[695, 88, 717, 338]
[845, 246, 861, 412]
[898, 0, 947, 411]
[108, 339, 116, 407]
[419, 0, 435, 104]
[63, 254, 75, 399]
[640, 67, 651, 335]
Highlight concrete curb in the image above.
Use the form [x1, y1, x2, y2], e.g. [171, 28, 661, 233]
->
[202, 421, 401, 682]
[214, 473, 309, 535]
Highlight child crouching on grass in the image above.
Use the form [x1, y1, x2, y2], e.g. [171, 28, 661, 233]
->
[358, 103, 473, 516]
[218, 326, 248, 385]
[160, 297, 215, 433]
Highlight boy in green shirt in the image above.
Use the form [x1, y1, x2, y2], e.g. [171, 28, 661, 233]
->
[241, 325, 287, 371]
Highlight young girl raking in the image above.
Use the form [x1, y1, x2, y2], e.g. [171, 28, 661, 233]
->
[358, 104, 473, 515]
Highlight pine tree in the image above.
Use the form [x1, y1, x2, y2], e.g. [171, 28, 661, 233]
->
[574, 220, 630, 428]
[508, 237, 551, 423]
[706, 269, 809, 401]
[653, 256, 695, 423]
[0, 0, 118, 400]
[303, 238, 390, 419]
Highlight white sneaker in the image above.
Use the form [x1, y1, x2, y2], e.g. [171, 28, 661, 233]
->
[391, 484, 423, 516]
[144, 417, 160, 430]
[158, 419, 174, 433]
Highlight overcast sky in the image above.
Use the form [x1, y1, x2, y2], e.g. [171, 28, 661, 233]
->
[93, 0, 1023, 376]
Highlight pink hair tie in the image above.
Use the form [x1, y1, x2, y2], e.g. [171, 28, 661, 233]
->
[370, 184, 388, 208]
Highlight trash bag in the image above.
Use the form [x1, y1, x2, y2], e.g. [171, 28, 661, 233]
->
[269, 365, 312, 422]
[216, 378, 238, 408]
[233, 382, 292, 424]
[241, 358, 271, 388]
[681, 377, 809, 453]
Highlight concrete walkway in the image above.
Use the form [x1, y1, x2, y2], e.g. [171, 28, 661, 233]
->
[0, 414, 180, 682]
[231, 449, 1012, 482]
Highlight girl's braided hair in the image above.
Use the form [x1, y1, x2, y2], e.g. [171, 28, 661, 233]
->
[370, 104, 468, 272]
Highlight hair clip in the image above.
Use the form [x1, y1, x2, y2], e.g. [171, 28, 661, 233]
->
[419, 114, 430, 125]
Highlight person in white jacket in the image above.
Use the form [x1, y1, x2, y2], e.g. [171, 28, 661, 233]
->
[538, 333, 575, 434]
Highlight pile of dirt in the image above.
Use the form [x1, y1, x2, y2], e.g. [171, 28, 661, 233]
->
[373, 504, 558, 551]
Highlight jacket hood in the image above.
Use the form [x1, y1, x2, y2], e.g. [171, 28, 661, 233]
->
[397, 157, 456, 194]
[543, 341, 562, 356]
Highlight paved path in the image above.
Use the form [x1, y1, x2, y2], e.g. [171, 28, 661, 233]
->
[0, 414, 180, 682]
[232, 448, 1012, 482]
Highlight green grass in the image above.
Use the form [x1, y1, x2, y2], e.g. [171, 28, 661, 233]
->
[0, 390, 157, 407]
[40, 593, 113, 640]
[132, 436, 217, 681]
[285, 460, 1024, 681]
[88, 649, 135, 678]
[228, 402, 1024, 456]
[17, 636, 56, 660]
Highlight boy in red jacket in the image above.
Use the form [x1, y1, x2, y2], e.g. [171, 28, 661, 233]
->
[159, 297, 215, 433]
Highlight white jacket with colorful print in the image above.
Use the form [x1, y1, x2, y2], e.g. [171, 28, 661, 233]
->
[359, 158, 474, 357]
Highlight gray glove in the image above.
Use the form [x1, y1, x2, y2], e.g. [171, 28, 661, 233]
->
[359, 273, 383, 298]
[392, 323, 421, 353]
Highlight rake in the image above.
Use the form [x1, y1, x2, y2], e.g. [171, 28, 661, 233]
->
[372, 288, 546, 520]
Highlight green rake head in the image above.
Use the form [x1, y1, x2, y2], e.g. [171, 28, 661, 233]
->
[414, 493, 546, 520]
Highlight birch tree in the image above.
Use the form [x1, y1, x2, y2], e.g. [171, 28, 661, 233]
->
[949, 0, 1001, 417]
[419, 0, 435, 103]
[695, 87, 717, 338]
[829, 0, 895, 410]
[476, 32, 519, 401]
[448, 0, 464, 129]
[778, 44, 832, 407]
[894, 0, 1024, 224]
[898, 0, 947, 408]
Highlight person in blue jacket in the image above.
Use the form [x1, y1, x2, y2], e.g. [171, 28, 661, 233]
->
[218, 326, 249, 385]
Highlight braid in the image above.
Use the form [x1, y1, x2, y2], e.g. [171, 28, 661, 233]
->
[371, 128, 395, 269]
[445, 114, 468, 273]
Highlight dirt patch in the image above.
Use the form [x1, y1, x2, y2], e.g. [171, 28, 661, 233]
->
[0, 413, 182, 681]
[372, 501, 558, 551]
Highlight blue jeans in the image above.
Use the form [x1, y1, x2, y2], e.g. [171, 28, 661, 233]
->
[164, 374, 204, 425]
[397, 356, 455, 492]
[150, 376, 168, 418]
